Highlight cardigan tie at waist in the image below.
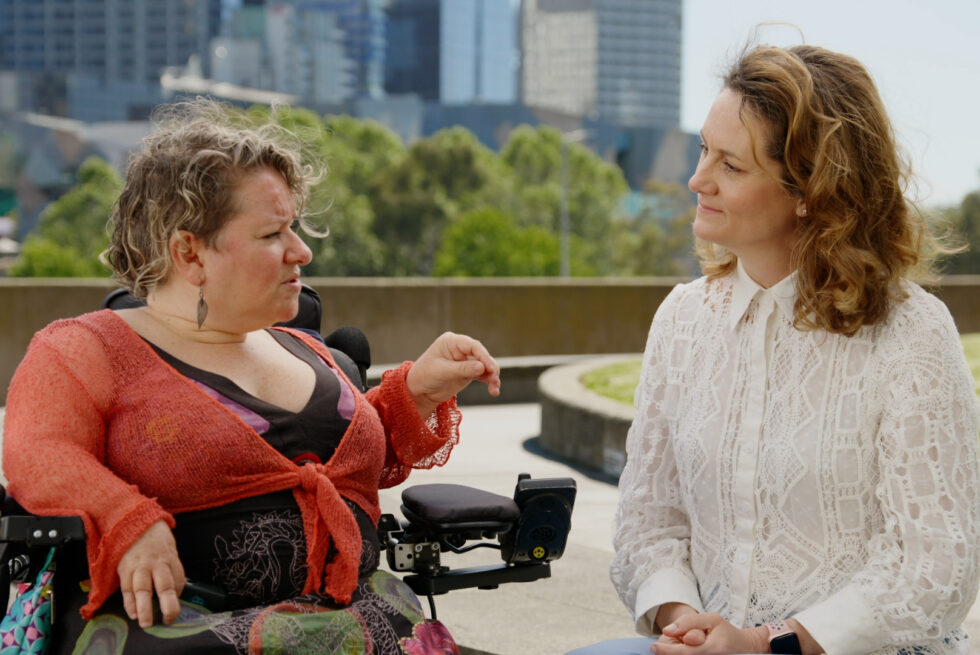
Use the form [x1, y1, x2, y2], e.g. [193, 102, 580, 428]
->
[295, 462, 361, 604]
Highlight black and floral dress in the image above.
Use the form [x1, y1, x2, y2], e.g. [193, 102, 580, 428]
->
[51, 330, 458, 655]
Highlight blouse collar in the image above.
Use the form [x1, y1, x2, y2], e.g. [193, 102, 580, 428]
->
[728, 259, 798, 330]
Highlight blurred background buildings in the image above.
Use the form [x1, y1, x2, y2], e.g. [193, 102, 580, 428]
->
[0, 0, 696, 237]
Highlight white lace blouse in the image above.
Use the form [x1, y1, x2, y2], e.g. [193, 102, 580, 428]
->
[611, 264, 980, 655]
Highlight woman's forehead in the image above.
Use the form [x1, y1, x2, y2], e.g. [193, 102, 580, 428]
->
[705, 89, 779, 165]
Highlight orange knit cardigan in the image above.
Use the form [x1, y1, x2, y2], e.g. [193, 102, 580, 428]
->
[2, 310, 461, 618]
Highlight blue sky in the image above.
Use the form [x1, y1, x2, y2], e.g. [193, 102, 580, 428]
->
[681, 0, 980, 207]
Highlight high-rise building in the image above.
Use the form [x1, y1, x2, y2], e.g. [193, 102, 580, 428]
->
[521, 0, 681, 128]
[211, 0, 384, 103]
[0, 0, 224, 120]
[385, 0, 517, 104]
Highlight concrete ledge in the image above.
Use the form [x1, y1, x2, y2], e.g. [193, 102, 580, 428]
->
[537, 355, 638, 479]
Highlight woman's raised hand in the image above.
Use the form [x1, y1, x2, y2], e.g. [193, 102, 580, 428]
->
[406, 332, 501, 417]
[117, 520, 186, 628]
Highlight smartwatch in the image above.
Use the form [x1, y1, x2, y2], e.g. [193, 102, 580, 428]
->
[766, 621, 802, 654]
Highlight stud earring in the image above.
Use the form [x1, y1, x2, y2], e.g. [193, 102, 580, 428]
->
[800, 208, 808, 217]
[196, 281, 208, 328]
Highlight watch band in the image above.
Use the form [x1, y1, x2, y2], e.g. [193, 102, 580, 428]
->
[766, 621, 802, 655]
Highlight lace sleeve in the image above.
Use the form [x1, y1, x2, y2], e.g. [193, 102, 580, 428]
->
[366, 362, 462, 489]
[609, 286, 702, 629]
[795, 295, 980, 655]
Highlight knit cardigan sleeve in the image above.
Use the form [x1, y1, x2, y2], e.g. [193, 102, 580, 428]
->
[2, 319, 176, 605]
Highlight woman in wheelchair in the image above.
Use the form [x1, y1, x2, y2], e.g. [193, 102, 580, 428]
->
[2, 99, 500, 655]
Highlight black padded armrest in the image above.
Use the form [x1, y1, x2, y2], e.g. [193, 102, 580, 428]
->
[401, 484, 520, 526]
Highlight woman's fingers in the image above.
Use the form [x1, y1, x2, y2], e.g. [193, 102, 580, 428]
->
[116, 520, 186, 627]
[153, 565, 182, 625]
[661, 613, 720, 647]
[121, 567, 156, 627]
[408, 332, 501, 413]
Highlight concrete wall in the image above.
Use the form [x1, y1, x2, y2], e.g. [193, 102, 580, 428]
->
[3, 276, 980, 405]
[538, 357, 636, 480]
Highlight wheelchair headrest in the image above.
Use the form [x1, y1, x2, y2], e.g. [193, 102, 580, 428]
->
[101, 284, 323, 334]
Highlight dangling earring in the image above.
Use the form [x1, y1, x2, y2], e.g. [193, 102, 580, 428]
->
[196, 281, 208, 328]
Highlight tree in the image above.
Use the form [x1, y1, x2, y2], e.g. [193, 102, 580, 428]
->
[500, 125, 629, 275]
[940, 190, 980, 274]
[9, 156, 121, 277]
[612, 180, 697, 276]
[370, 127, 514, 275]
[433, 208, 566, 276]
[303, 115, 406, 276]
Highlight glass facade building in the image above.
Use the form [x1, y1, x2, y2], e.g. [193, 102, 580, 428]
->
[295, 0, 386, 98]
[521, 0, 681, 128]
[0, 0, 223, 120]
[385, 0, 517, 104]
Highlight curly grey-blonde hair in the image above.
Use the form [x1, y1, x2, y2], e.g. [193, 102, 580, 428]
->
[103, 98, 322, 297]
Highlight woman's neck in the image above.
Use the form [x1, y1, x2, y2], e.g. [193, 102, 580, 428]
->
[737, 253, 793, 289]
[142, 285, 249, 345]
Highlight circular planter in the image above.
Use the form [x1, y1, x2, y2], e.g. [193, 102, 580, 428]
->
[537, 355, 638, 479]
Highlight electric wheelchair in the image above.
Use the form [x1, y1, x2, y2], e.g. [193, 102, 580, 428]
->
[1, 285, 576, 644]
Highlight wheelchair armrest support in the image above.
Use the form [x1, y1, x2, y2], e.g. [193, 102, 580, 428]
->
[0, 514, 86, 546]
[402, 562, 551, 596]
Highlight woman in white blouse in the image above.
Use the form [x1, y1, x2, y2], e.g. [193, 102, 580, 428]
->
[569, 44, 980, 655]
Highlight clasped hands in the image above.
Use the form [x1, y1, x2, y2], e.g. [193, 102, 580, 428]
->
[654, 613, 770, 655]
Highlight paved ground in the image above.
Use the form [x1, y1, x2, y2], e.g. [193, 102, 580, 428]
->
[3, 403, 980, 654]
[377, 403, 634, 655]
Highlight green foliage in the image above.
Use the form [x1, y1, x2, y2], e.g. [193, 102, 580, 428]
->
[9, 237, 107, 276]
[940, 190, 980, 274]
[500, 125, 630, 275]
[322, 115, 406, 196]
[369, 127, 513, 275]
[963, 333, 980, 401]
[300, 115, 405, 276]
[609, 181, 697, 276]
[433, 208, 562, 276]
[9, 156, 120, 278]
[16, 113, 703, 279]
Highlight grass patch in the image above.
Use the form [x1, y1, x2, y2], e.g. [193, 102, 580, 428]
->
[580, 359, 642, 406]
[583, 333, 980, 406]
[963, 333, 980, 401]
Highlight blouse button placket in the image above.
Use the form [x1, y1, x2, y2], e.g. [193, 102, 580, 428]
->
[730, 291, 775, 621]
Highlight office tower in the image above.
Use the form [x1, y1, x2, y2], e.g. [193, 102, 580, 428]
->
[385, 0, 517, 104]
[521, 0, 681, 128]
[0, 0, 223, 120]
[212, 0, 385, 103]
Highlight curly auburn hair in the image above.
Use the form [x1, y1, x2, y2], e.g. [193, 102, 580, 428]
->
[697, 44, 944, 336]
[102, 98, 322, 297]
